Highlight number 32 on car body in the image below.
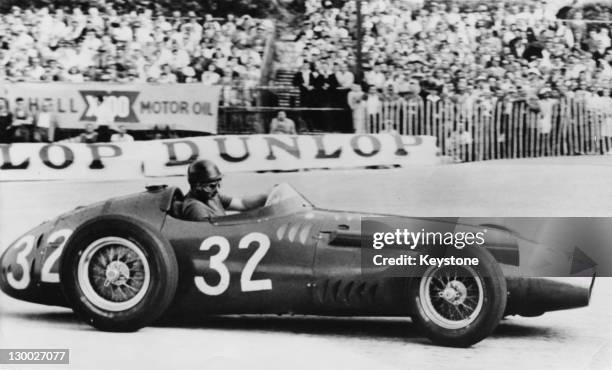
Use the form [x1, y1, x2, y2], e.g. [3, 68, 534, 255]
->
[7, 229, 73, 290]
[195, 232, 272, 296]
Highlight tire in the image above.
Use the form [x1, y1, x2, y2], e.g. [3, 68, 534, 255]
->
[409, 246, 507, 347]
[60, 215, 179, 332]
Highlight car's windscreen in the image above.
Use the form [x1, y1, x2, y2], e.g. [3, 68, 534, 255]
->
[209, 183, 313, 222]
[264, 183, 313, 209]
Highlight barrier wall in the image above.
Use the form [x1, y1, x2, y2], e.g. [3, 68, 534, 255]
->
[0, 134, 440, 181]
[3, 83, 221, 133]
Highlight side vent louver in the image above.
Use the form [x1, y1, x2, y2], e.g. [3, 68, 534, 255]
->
[315, 279, 379, 306]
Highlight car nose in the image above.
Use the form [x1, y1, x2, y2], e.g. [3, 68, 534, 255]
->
[0, 233, 37, 293]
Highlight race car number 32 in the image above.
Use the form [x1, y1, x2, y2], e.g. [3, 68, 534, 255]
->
[195, 232, 272, 296]
[7, 229, 73, 290]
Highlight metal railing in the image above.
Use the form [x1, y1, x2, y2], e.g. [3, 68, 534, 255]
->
[364, 97, 612, 162]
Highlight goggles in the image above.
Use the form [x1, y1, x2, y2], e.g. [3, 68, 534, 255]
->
[195, 180, 221, 191]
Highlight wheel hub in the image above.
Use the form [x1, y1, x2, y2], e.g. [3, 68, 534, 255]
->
[104, 261, 130, 287]
[438, 280, 468, 305]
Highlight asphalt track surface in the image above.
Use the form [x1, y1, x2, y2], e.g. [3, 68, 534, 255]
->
[1, 157, 611, 370]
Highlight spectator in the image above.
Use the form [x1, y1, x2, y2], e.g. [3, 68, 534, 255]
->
[65, 66, 85, 82]
[366, 87, 382, 117]
[269, 111, 296, 134]
[309, 62, 325, 102]
[347, 84, 367, 133]
[365, 64, 386, 89]
[201, 64, 221, 85]
[320, 60, 339, 106]
[11, 97, 33, 142]
[95, 95, 116, 141]
[292, 61, 313, 107]
[32, 100, 59, 142]
[0, 98, 13, 143]
[335, 63, 355, 89]
[110, 125, 134, 142]
[80, 123, 98, 143]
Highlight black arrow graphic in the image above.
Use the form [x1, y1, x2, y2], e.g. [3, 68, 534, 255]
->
[570, 246, 597, 275]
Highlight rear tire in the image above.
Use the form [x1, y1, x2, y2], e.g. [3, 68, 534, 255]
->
[60, 215, 178, 332]
[409, 246, 507, 347]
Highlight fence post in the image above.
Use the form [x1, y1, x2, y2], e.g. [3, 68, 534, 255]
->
[425, 99, 432, 136]
[531, 108, 538, 158]
[520, 103, 526, 158]
[407, 100, 415, 135]
[562, 98, 570, 155]
[444, 101, 453, 159]
[401, 100, 408, 135]
[578, 99, 586, 154]
[473, 103, 480, 161]
[494, 100, 502, 160]
[477, 104, 484, 161]
[554, 99, 561, 156]
[589, 108, 597, 154]
[573, 99, 580, 155]
[601, 107, 612, 154]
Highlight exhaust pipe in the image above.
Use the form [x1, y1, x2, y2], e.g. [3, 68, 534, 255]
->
[505, 276, 595, 317]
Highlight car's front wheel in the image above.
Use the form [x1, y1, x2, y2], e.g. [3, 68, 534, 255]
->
[60, 216, 178, 332]
[409, 246, 507, 347]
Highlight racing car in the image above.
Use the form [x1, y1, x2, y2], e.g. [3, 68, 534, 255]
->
[0, 183, 594, 347]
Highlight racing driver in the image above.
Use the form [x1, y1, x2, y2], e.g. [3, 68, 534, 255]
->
[182, 159, 269, 220]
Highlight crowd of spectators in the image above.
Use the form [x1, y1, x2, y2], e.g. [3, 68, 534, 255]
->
[4, 0, 612, 141]
[291, 0, 612, 132]
[0, 3, 273, 89]
[0, 2, 277, 142]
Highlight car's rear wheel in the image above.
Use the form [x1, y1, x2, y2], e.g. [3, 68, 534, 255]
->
[60, 216, 178, 332]
[409, 247, 507, 347]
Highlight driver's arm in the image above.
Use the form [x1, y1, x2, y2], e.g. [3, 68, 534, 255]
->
[227, 193, 268, 211]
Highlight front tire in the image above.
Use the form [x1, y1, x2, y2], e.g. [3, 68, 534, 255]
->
[409, 247, 507, 347]
[60, 216, 178, 332]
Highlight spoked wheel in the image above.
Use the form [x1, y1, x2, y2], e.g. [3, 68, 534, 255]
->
[60, 216, 178, 332]
[420, 265, 484, 330]
[409, 247, 507, 347]
[77, 236, 151, 312]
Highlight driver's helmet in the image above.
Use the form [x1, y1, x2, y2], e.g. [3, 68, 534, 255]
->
[187, 159, 222, 185]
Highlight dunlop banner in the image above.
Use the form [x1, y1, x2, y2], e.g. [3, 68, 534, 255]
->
[143, 134, 440, 176]
[0, 134, 440, 181]
[4, 83, 220, 133]
[0, 142, 144, 181]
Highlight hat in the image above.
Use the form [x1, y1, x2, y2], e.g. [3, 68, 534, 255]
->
[539, 87, 552, 95]
[527, 68, 541, 76]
